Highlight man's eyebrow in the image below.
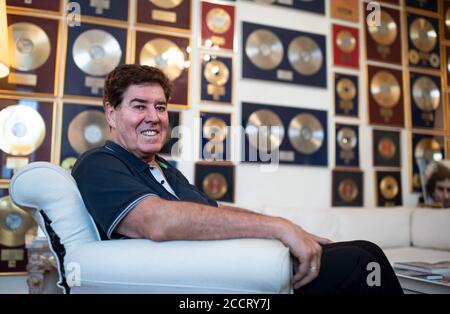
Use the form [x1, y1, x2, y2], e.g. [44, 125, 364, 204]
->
[129, 98, 148, 104]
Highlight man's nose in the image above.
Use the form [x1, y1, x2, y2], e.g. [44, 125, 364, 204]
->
[144, 107, 159, 122]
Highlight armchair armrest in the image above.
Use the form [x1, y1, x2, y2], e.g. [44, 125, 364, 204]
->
[66, 238, 293, 294]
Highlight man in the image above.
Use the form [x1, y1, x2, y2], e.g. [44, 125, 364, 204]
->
[72, 64, 402, 294]
[425, 162, 450, 208]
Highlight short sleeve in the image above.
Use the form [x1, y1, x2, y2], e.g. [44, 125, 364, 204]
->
[72, 152, 157, 238]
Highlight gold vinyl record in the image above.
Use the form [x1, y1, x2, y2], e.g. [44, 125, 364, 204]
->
[139, 38, 185, 81]
[380, 175, 398, 200]
[8, 22, 51, 71]
[414, 138, 443, 161]
[0, 196, 34, 247]
[245, 109, 284, 151]
[370, 71, 401, 108]
[202, 173, 228, 200]
[288, 113, 324, 154]
[378, 137, 396, 160]
[72, 29, 122, 76]
[150, 0, 183, 9]
[336, 30, 356, 53]
[338, 179, 358, 202]
[412, 76, 440, 112]
[245, 29, 283, 70]
[337, 127, 357, 150]
[206, 8, 231, 34]
[61, 157, 77, 172]
[368, 11, 397, 46]
[204, 60, 229, 86]
[337, 78, 356, 101]
[288, 36, 323, 76]
[0, 105, 46, 156]
[203, 117, 228, 142]
[68, 110, 109, 155]
[409, 18, 437, 53]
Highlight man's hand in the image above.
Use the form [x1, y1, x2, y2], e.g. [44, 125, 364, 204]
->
[279, 222, 331, 290]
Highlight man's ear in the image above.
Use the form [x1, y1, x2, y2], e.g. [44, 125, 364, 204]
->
[104, 102, 116, 129]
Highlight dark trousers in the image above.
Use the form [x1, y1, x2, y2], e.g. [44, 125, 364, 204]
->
[294, 240, 403, 294]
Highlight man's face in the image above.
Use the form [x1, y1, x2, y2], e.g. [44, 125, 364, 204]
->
[106, 84, 169, 161]
[433, 178, 450, 208]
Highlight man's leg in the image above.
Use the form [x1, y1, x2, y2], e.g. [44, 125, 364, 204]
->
[294, 241, 403, 294]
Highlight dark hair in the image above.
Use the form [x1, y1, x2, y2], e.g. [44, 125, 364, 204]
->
[425, 163, 450, 197]
[103, 64, 172, 109]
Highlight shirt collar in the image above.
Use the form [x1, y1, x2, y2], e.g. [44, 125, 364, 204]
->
[104, 140, 167, 172]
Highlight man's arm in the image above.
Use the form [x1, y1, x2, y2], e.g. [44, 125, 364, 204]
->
[116, 197, 330, 289]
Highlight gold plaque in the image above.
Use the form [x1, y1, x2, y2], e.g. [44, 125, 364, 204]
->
[412, 76, 440, 112]
[336, 30, 356, 53]
[203, 117, 227, 142]
[140, 38, 185, 81]
[338, 179, 358, 202]
[8, 22, 51, 71]
[245, 109, 284, 151]
[202, 173, 228, 200]
[288, 113, 324, 155]
[245, 29, 283, 70]
[0, 196, 34, 247]
[414, 138, 442, 161]
[204, 60, 229, 86]
[206, 8, 231, 34]
[370, 71, 401, 108]
[150, 0, 182, 9]
[72, 29, 122, 76]
[288, 36, 323, 76]
[0, 105, 46, 156]
[68, 110, 109, 155]
[378, 137, 396, 160]
[380, 176, 399, 200]
[409, 18, 437, 53]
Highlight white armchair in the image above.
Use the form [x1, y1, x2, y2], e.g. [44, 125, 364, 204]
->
[9, 162, 293, 294]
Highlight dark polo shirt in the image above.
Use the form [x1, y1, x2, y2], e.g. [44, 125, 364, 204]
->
[72, 140, 218, 240]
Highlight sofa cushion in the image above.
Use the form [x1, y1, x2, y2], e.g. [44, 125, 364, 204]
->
[262, 206, 338, 240]
[334, 208, 411, 249]
[411, 209, 450, 251]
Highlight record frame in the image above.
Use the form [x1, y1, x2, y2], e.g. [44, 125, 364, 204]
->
[335, 123, 360, 168]
[332, 24, 359, 69]
[372, 129, 401, 168]
[200, 53, 233, 105]
[375, 170, 403, 207]
[0, 97, 55, 183]
[331, 0, 359, 22]
[201, 1, 235, 51]
[63, 22, 128, 100]
[334, 73, 359, 118]
[332, 169, 363, 207]
[135, 0, 191, 33]
[200, 111, 232, 162]
[194, 161, 235, 204]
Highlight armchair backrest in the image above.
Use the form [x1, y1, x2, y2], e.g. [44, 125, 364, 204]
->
[9, 162, 100, 292]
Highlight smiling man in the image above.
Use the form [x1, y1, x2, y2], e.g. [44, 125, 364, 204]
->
[72, 64, 402, 294]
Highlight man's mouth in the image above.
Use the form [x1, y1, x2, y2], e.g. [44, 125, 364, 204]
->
[140, 129, 160, 137]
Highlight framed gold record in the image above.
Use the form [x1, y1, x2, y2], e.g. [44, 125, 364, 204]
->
[332, 169, 363, 207]
[194, 161, 235, 203]
[0, 97, 55, 183]
[200, 53, 233, 105]
[0, 188, 36, 275]
[135, 30, 191, 108]
[135, 0, 191, 32]
[0, 14, 60, 96]
[59, 103, 109, 168]
[375, 171, 403, 207]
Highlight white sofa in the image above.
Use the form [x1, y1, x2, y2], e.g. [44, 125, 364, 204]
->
[9, 162, 292, 294]
[261, 206, 450, 265]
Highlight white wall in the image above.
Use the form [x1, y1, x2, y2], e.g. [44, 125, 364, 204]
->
[177, 0, 420, 210]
